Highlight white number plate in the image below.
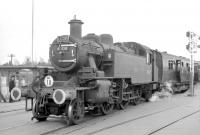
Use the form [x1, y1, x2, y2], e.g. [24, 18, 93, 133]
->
[44, 75, 54, 87]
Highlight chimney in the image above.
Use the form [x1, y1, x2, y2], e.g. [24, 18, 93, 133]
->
[68, 15, 84, 39]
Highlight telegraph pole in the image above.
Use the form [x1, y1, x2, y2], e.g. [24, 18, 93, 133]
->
[8, 54, 15, 66]
[32, 0, 34, 65]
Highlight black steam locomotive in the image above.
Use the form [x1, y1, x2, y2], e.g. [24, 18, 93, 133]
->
[32, 17, 190, 124]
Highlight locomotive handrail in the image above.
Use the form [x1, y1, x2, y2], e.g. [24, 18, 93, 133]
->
[58, 59, 76, 62]
[79, 77, 116, 80]
[60, 44, 77, 47]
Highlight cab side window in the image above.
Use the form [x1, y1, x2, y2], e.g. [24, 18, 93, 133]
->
[147, 52, 152, 65]
[168, 60, 174, 70]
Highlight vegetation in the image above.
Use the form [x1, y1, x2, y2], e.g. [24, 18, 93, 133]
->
[0, 56, 50, 66]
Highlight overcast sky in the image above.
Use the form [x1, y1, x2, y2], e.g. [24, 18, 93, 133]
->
[1, 0, 200, 64]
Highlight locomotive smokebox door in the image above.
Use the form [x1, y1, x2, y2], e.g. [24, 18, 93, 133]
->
[85, 80, 111, 103]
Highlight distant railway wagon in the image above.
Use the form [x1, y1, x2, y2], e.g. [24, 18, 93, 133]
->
[0, 66, 53, 110]
[31, 17, 192, 125]
[194, 62, 200, 82]
[160, 52, 190, 92]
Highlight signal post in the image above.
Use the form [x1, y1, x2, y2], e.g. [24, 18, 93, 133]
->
[186, 31, 200, 96]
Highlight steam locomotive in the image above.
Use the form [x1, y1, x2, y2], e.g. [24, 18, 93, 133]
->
[31, 17, 190, 124]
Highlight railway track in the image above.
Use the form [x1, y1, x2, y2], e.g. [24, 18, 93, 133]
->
[0, 121, 31, 132]
[83, 106, 200, 135]
[0, 108, 25, 114]
[147, 109, 200, 135]
[39, 100, 200, 135]
[40, 113, 108, 135]
[40, 104, 182, 135]
[0, 94, 199, 135]
[0, 101, 25, 114]
[0, 115, 66, 134]
[83, 105, 184, 135]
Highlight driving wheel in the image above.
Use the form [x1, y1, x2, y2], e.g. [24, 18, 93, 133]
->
[68, 99, 84, 125]
[100, 98, 114, 115]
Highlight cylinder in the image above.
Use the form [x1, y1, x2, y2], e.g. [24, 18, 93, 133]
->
[85, 80, 111, 103]
[68, 18, 84, 39]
